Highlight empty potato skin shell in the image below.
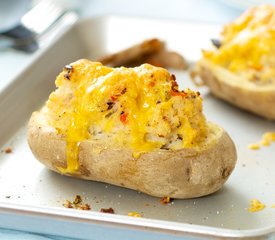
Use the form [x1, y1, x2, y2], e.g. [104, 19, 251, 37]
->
[28, 110, 237, 199]
[198, 59, 275, 120]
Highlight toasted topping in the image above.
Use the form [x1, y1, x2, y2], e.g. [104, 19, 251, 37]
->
[203, 5, 275, 83]
[63, 65, 73, 80]
[46, 60, 207, 173]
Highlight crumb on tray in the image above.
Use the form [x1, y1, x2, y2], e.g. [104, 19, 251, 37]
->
[160, 196, 173, 205]
[248, 143, 260, 150]
[248, 132, 275, 150]
[100, 207, 115, 214]
[63, 195, 91, 210]
[248, 199, 266, 213]
[127, 211, 142, 217]
[2, 147, 12, 154]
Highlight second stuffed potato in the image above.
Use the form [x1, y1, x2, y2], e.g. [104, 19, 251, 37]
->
[196, 5, 275, 120]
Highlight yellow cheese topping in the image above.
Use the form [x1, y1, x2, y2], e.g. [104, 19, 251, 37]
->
[248, 199, 266, 212]
[46, 59, 207, 173]
[203, 5, 275, 83]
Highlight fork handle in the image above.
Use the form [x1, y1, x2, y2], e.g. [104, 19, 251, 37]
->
[0, 24, 38, 53]
[0, 24, 34, 41]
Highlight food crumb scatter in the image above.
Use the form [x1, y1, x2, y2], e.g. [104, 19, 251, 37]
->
[248, 199, 266, 212]
[261, 132, 275, 146]
[100, 207, 114, 214]
[160, 196, 172, 205]
[248, 132, 275, 150]
[248, 143, 260, 150]
[63, 195, 91, 210]
[128, 211, 142, 217]
[3, 147, 12, 154]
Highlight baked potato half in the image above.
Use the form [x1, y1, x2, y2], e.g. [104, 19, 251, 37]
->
[28, 59, 237, 199]
[196, 5, 275, 120]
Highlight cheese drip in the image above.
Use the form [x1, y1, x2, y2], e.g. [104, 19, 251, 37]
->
[46, 60, 207, 173]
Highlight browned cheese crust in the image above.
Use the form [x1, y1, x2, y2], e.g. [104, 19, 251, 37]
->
[198, 59, 275, 120]
[28, 109, 237, 199]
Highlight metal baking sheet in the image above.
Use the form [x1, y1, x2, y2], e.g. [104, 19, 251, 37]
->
[0, 16, 275, 239]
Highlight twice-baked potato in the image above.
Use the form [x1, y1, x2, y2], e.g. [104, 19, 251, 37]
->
[196, 5, 275, 120]
[28, 59, 237, 199]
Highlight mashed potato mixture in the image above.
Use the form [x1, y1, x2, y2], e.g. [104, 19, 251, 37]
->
[46, 59, 207, 173]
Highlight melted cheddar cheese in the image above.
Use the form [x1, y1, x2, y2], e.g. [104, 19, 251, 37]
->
[248, 199, 266, 213]
[248, 131, 275, 150]
[203, 5, 275, 83]
[46, 59, 207, 173]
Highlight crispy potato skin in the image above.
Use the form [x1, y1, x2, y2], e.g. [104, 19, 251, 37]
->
[28, 110, 237, 199]
[198, 59, 275, 120]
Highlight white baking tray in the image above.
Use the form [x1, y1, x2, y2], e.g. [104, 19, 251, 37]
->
[0, 16, 275, 240]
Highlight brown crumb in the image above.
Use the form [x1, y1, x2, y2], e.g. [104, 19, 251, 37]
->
[63, 200, 73, 208]
[63, 195, 91, 210]
[73, 195, 82, 205]
[100, 207, 115, 214]
[160, 196, 173, 205]
[78, 204, 91, 210]
[4, 148, 12, 154]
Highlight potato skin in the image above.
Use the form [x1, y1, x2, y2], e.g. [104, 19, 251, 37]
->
[198, 59, 275, 120]
[28, 110, 237, 199]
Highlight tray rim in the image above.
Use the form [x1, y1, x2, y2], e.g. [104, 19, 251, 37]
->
[1, 202, 275, 239]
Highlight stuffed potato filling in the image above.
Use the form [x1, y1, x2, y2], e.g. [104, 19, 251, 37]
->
[46, 59, 207, 173]
[203, 5, 275, 84]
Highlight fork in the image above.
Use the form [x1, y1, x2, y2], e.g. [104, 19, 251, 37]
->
[0, 0, 73, 53]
